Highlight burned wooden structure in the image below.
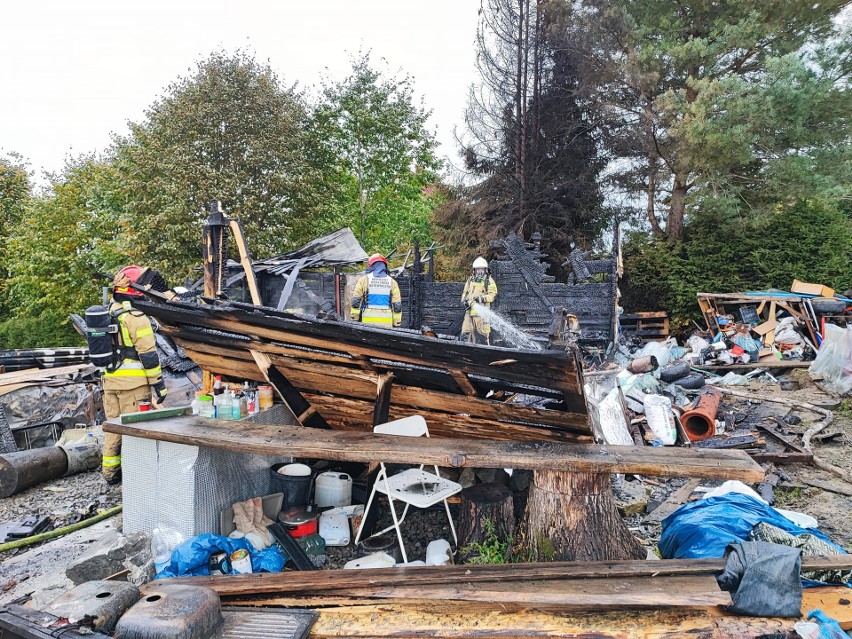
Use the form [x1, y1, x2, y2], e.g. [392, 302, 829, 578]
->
[222, 229, 620, 349]
[135, 298, 591, 443]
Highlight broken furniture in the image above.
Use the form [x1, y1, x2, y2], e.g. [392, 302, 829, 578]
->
[354, 416, 462, 563]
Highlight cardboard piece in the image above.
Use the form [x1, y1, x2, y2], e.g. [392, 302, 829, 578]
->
[792, 279, 835, 298]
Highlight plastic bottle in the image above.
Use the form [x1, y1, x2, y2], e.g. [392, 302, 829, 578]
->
[213, 375, 223, 396]
[218, 392, 232, 420]
[231, 391, 242, 420]
[151, 527, 173, 574]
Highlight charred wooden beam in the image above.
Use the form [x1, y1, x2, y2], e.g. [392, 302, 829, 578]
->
[250, 350, 330, 430]
[103, 416, 764, 482]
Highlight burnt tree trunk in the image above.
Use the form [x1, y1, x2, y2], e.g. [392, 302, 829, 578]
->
[517, 470, 645, 562]
[457, 482, 515, 548]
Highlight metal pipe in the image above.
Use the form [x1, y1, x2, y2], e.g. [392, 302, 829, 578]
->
[680, 390, 721, 442]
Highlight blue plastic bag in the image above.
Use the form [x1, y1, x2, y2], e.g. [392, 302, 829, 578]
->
[659, 493, 844, 560]
[805, 609, 849, 639]
[155, 533, 286, 579]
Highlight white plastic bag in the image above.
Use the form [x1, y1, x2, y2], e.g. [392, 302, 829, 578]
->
[810, 324, 852, 395]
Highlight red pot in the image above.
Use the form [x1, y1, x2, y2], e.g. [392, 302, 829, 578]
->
[278, 508, 319, 538]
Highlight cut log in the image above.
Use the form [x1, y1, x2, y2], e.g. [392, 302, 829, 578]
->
[457, 483, 515, 549]
[517, 470, 645, 562]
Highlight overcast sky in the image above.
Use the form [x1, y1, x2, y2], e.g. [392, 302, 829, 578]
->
[0, 0, 480, 182]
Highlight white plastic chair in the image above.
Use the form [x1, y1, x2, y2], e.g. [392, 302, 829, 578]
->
[354, 415, 461, 564]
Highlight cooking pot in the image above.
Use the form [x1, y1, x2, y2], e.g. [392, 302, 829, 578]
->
[278, 507, 320, 537]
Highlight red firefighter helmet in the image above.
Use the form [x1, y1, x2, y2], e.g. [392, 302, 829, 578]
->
[367, 253, 388, 267]
[113, 265, 145, 298]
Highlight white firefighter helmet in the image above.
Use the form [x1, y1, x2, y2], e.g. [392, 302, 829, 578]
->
[472, 257, 488, 270]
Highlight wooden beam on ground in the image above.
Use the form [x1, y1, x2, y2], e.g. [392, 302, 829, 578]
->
[644, 478, 701, 525]
[104, 415, 764, 481]
[331, 575, 731, 608]
[218, 586, 852, 638]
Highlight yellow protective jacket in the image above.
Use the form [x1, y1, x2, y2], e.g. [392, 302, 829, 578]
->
[461, 275, 498, 316]
[102, 300, 163, 391]
[351, 273, 403, 327]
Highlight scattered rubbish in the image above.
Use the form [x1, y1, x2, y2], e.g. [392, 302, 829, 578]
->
[155, 533, 285, 578]
[794, 609, 849, 639]
[343, 551, 397, 570]
[643, 395, 677, 445]
[425, 539, 454, 566]
[659, 493, 843, 561]
[809, 324, 852, 395]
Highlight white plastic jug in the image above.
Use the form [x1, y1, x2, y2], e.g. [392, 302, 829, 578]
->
[314, 472, 352, 508]
[643, 394, 677, 445]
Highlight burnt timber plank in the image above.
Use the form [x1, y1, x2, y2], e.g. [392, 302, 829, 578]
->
[250, 350, 330, 429]
[104, 416, 764, 481]
[301, 393, 592, 443]
[372, 373, 393, 427]
[330, 575, 731, 607]
[135, 300, 586, 397]
[176, 340, 589, 433]
[154, 556, 852, 597]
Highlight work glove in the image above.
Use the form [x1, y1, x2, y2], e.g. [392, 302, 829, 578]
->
[151, 381, 167, 407]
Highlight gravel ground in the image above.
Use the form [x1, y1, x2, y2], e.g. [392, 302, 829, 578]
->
[0, 470, 121, 559]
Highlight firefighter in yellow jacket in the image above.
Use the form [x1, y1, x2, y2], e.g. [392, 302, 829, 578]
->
[101, 266, 167, 484]
[461, 257, 498, 345]
[350, 254, 402, 327]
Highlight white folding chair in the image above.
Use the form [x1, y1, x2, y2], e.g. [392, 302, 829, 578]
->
[354, 415, 461, 564]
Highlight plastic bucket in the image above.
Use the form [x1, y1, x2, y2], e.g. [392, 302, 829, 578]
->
[314, 472, 353, 508]
[271, 463, 314, 508]
[643, 394, 677, 445]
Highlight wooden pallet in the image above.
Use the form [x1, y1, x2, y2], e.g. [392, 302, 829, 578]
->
[620, 312, 669, 342]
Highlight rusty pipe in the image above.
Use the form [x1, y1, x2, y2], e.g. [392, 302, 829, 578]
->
[680, 390, 721, 441]
[628, 355, 658, 374]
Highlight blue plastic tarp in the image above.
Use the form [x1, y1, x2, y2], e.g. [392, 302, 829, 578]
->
[155, 534, 286, 579]
[659, 493, 845, 559]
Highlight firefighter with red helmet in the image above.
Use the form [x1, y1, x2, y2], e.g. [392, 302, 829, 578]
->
[101, 266, 167, 484]
[350, 254, 402, 327]
[461, 257, 498, 344]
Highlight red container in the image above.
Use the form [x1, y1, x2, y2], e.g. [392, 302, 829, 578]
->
[138, 401, 151, 412]
[278, 508, 319, 538]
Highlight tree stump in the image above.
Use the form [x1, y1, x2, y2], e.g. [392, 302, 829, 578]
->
[516, 470, 645, 562]
[457, 482, 515, 548]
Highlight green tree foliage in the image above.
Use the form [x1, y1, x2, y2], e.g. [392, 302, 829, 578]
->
[621, 199, 852, 328]
[0, 153, 32, 313]
[2, 156, 126, 347]
[116, 51, 312, 279]
[308, 53, 442, 253]
[435, 0, 605, 277]
[579, 0, 851, 239]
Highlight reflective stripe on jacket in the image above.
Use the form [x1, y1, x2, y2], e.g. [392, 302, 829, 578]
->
[351, 273, 402, 326]
[103, 301, 162, 390]
[462, 276, 498, 317]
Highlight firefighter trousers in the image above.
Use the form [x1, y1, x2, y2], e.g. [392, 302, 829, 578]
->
[102, 385, 151, 483]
